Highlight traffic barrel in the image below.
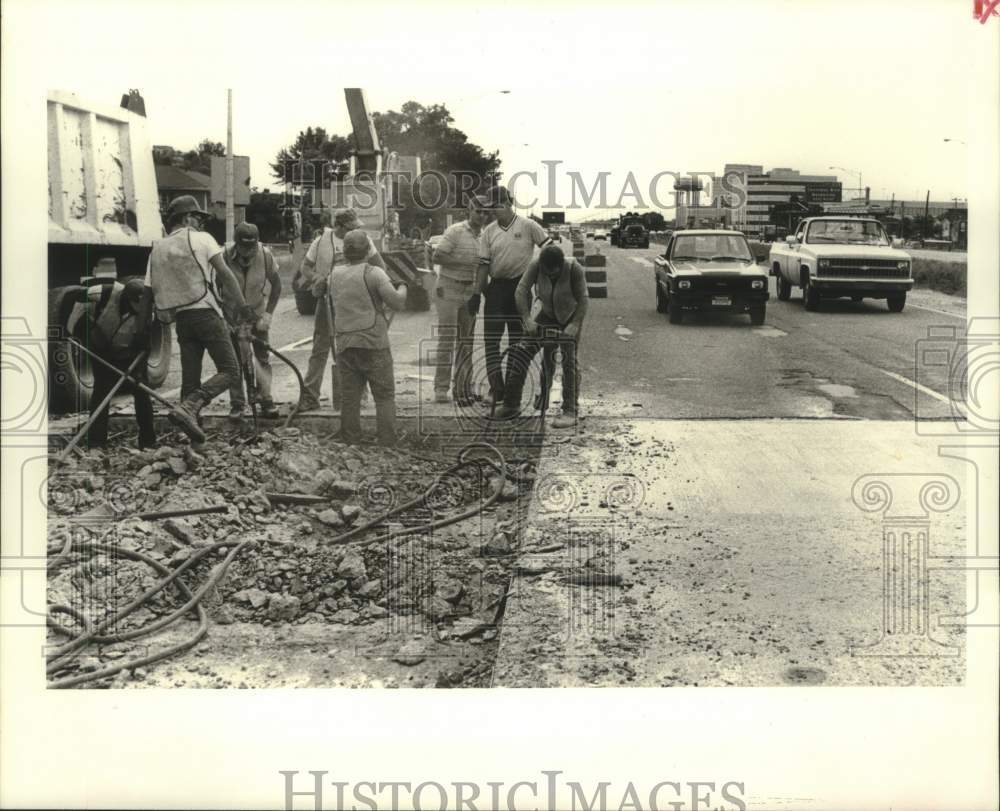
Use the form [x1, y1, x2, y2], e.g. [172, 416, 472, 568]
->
[585, 267, 607, 298]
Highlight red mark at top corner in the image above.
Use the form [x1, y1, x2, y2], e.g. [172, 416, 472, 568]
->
[974, 0, 1000, 23]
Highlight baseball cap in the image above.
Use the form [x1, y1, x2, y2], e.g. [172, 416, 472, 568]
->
[234, 222, 260, 244]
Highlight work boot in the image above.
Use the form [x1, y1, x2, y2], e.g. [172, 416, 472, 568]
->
[168, 392, 208, 443]
[228, 403, 244, 424]
[491, 404, 521, 421]
[552, 410, 577, 429]
[296, 396, 320, 412]
[435, 389, 450, 404]
[258, 400, 280, 419]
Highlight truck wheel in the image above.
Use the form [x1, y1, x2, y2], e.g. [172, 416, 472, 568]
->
[887, 292, 906, 313]
[295, 288, 318, 316]
[777, 276, 792, 301]
[642, 239, 650, 249]
[655, 283, 668, 313]
[48, 285, 92, 412]
[803, 276, 821, 311]
[667, 295, 683, 324]
[144, 320, 172, 389]
[749, 303, 766, 326]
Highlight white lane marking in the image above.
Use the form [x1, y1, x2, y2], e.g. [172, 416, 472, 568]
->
[907, 303, 965, 319]
[630, 257, 653, 268]
[878, 369, 966, 413]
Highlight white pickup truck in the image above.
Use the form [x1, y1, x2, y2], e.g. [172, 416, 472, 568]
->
[768, 216, 913, 312]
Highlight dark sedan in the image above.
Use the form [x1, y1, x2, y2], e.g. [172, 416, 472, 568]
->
[653, 230, 770, 325]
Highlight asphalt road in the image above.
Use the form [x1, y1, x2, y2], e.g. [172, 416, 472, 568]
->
[576, 239, 967, 422]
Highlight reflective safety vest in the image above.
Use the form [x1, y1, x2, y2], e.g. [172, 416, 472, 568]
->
[329, 264, 388, 343]
[312, 229, 338, 275]
[148, 228, 220, 322]
[87, 282, 141, 357]
[224, 244, 273, 316]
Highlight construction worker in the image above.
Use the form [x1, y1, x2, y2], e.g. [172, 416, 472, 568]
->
[297, 208, 386, 412]
[470, 186, 552, 404]
[493, 244, 588, 428]
[431, 195, 492, 405]
[70, 277, 157, 450]
[137, 195, 254, 438]
[331, 230, 408, 446]
[224, 221, 281, 421]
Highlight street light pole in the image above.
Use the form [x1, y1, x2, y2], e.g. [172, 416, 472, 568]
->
[829, 165, 863, 200]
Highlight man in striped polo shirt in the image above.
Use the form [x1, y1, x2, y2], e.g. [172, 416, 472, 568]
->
[470, 186, 551, 404]
[432, 195, 492, 405]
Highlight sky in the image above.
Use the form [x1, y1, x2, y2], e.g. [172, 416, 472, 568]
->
[5, 0, 985, 219]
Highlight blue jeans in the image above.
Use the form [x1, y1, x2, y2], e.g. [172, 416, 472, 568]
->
[174, 309, 241, 405]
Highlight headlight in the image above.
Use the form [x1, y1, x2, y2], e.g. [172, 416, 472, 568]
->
[897, 261, 909, 270]
[818, 259, 831, 268]
[677, 280, 691, 290]
[751, 279, 764, 289]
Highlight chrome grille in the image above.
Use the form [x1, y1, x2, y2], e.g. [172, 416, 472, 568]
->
[818, 258, 910, 278]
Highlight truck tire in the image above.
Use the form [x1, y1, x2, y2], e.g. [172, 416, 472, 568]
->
[803, 272, 821, 311]
[48, 285, 92, 412]
[295, 287, 318, 316]
[749, 303, 766, 326]
[144, 320, 172, 389]
[656, 282, 668, 313]
[641, 239, 649, 249]
[886, 292, 906, 313]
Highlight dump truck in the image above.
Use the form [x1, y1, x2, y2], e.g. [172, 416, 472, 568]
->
[610, 212, 649, 248]
[47, 89, 172, 412]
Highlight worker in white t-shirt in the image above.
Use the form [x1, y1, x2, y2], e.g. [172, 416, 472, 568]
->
[137, 195, 254, 438]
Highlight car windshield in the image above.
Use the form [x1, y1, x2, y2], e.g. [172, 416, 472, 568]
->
[671, 234, 753, 262]
[806, 220, 889, 246]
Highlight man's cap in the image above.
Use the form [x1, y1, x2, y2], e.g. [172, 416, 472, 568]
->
[122, 278, 147, 302]
[333, 208, 360, 228]
[166, 194, 209, 219]
[342, 229, 370, 260]
[539, 244, 565, 269]
[484, 186, 513, 208]
[234, 222, 260, 244]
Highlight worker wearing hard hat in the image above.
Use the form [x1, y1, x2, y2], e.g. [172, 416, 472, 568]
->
[223, 221, 282, 420]
[137, 194, 255, 438]
[296, 208, 386, 412]
[69, 276, 158, 449]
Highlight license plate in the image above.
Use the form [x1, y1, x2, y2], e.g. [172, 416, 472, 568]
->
[712, 296, 732, 306]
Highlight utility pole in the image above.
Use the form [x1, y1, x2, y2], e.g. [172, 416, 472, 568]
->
[226, 89, 234, 244]
[922, 190, 930, 241]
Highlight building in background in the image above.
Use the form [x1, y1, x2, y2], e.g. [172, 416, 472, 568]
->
[714, 165, 841, 237]
[155, 164, 212, 214]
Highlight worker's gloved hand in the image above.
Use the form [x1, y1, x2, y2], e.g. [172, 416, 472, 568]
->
[524, 317, 539, 336]
[466, 294, 481, 315]
[256, 311, 272, 332]
[563, 322, 580, 339]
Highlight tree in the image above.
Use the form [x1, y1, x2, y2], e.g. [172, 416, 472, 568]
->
[179, 139, 225, 175]
[372, 101, 500, 181]
[269, 127, 353, 186]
